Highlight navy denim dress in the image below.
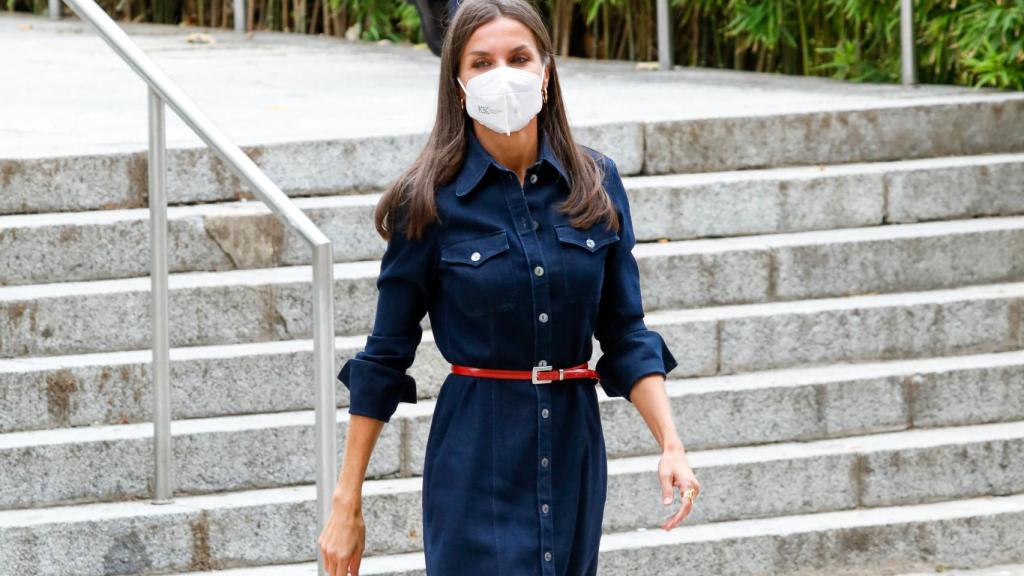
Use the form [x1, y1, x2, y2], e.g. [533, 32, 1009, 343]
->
[338, 124, 678, 575]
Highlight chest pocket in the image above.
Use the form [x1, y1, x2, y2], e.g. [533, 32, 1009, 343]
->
[554, 223, 620, 304]
[439, 229, 518, 317]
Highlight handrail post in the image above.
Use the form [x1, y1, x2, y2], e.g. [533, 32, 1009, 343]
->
[50, 0, 61, 19]
[148, 86, 174, 505]
[63, 0, 337, 568]
[234, 0, 246, 32]
[900, 0, 916, 86]
[656, 0, 673, 70]
[312, 242, 337, 576]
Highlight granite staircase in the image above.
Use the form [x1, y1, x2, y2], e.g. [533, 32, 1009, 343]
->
[1, 85, 1024, 575]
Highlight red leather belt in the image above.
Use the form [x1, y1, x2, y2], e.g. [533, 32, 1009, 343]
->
[451, 362, 600, 385]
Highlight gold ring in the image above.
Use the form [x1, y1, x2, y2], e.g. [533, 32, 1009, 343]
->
[682, 488, 697, 502]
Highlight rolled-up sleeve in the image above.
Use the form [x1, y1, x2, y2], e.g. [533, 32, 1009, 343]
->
[338, 211, 437, 423]
[594, 155, 678, 402]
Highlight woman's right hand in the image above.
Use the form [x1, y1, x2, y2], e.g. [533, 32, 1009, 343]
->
[318, 495, 366, 576]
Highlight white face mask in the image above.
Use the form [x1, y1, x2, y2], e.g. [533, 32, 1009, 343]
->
[458, 63, 546, 136]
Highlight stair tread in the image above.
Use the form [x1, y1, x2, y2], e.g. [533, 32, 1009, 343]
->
[158, 493, 1024, 575]
[0, 275, 1018, 373]
[2, 351, 1024, 450]
[1, 151, 1021, 227]
[3, 417, 1023, 522]
[3, 214, 1024, 302]
[645, 278, 1024, 323]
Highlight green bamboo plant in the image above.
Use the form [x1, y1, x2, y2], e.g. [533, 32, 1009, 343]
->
[8, 0, 1022, 89]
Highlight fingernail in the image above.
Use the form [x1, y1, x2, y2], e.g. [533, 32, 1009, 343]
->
[662, 496, 671, 505]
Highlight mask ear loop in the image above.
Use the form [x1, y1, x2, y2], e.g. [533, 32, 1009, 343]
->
[457, 77, 467, 108]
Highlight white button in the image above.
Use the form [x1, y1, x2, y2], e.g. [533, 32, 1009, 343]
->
[542, 503, 549, 513]
[470, 251, 481, 262]
[538, 360, 547, 366]
[541, 457, 549, 467]
[544, 551, 552, 562]
[538, 313, 548, 323]
[530, 173, 538, 184]
[541, 408, 549, 418]
[534, 266, 544, 276]
[586, 238, 595, 249]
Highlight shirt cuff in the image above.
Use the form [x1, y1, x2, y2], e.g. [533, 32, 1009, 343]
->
[338, 357, 418, 423]
[595, 329, 678, 402]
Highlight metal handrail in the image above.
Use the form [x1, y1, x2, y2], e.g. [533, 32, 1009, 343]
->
[60, 1, 337, 573]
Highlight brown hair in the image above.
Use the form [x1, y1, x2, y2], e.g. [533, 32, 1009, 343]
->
[373, 0, 619, 242]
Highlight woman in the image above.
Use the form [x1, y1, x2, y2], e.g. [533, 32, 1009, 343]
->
[318, 1, 700, 574]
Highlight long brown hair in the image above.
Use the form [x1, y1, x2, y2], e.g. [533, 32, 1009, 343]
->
[374, 0, 619, 242]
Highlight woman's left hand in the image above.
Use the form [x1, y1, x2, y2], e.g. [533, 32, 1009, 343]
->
[658, 444, 700, 531]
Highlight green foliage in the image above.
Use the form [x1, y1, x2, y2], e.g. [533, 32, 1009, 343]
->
[711, 0, 1020, 88]
[8, 0, 1020, 89]
[726, 0, 791, 52]
[918, 0, 1023, 89]
[281, 0, 419, 41]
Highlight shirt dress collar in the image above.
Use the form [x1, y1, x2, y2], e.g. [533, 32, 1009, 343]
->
[454, 124, 571, 198]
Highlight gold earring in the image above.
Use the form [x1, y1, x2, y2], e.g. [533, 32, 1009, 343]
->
[542, 88, 548, 103]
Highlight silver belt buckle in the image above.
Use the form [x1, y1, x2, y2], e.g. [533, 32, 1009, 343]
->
[532, 365, 555, 385]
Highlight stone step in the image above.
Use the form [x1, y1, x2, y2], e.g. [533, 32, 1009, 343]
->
[2, 422, 1022, 575]
[636, 213, 1024, 308]
[648, 279, 1023, 376]
[2, 314, 1020, 442]
[3, 345, 1023, 509]
[597, 492, 1024, 575]
[2, 94, 1021, 216]
[168, 559, 1024, 576]
[2, 215, 1024, 358]
[1, 276, 1022, 427]
[636, 152, 1024, 239]
[3, 152, 1023, 286]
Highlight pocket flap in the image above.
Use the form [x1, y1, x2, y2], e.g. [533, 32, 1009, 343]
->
[554, 224, 620, 253]
[440, 229, 511, 267]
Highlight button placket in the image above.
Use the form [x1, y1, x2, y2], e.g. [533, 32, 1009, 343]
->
[502, 169, 556, 576]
